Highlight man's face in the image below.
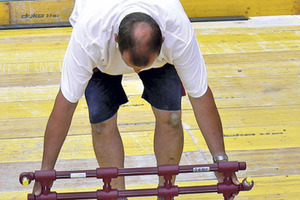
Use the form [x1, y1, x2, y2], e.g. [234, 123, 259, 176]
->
[121, 50, 157, 73]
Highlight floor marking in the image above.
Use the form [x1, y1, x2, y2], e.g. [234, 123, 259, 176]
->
[224, 130, 285, 138]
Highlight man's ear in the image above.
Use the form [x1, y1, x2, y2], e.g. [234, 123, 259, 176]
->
[114, 33, 118, 42]
[162, 36, 165, 43]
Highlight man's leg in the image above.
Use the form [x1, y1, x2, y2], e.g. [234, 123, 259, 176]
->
[91, 113, 125, 190]
[137, 64, 183, 199]
[152, 108, 184, 185]
[85, 69, 128, 193]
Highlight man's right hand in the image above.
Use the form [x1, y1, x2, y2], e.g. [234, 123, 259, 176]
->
[32, 181, 53, 196]
[32, 90, 77, 196]
[33, 181, 42, 196]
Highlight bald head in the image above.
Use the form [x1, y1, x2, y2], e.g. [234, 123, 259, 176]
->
[117, 12, 163, 67]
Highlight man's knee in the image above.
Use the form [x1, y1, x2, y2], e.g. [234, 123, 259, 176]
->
[170, 112, 181, 127]
[91, 122, 108, 135]
[91, 114, 118, 135]
[156, 111, 182, 129]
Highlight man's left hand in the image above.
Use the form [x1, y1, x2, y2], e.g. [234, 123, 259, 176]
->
[215, 170, 239, 200]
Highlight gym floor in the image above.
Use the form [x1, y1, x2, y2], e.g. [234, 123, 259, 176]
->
[0, 15, 299, 199]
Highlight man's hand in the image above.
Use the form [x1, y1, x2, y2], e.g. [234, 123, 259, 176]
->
[215, 170, 239, 200]
[33, 181, 42, 196]
[32, 181, 53, 196]
[32, 90, 77, 196]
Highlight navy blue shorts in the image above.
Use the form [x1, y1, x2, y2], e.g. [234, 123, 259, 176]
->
[85, 63, 184, 124]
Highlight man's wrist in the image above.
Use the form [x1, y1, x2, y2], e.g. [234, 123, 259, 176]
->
[41, 162, 55, 170]
[213, 154, 228, 163]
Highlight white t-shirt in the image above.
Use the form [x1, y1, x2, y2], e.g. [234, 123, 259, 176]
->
[61, 0, 208, 103]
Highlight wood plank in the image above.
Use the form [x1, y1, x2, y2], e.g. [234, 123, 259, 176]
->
[1, 97, 299, 138]
[1, 114, 299, 163]
[181, 0, 300, 18]
[9, 0, 74, 25]
[0, 27, 72, 38]
[181, 0, 300, 17]
[0, 128, 201, 163]
[4, 96, 298, 126]
[188, 125, 300, 151]
[0, 1, 9, 25]
[0, 79, 299, 138]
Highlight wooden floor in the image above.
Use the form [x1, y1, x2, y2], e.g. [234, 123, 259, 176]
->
[0, 15, 299, 199]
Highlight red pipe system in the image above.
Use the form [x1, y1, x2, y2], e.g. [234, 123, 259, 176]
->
[19, 161, 254, 200]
